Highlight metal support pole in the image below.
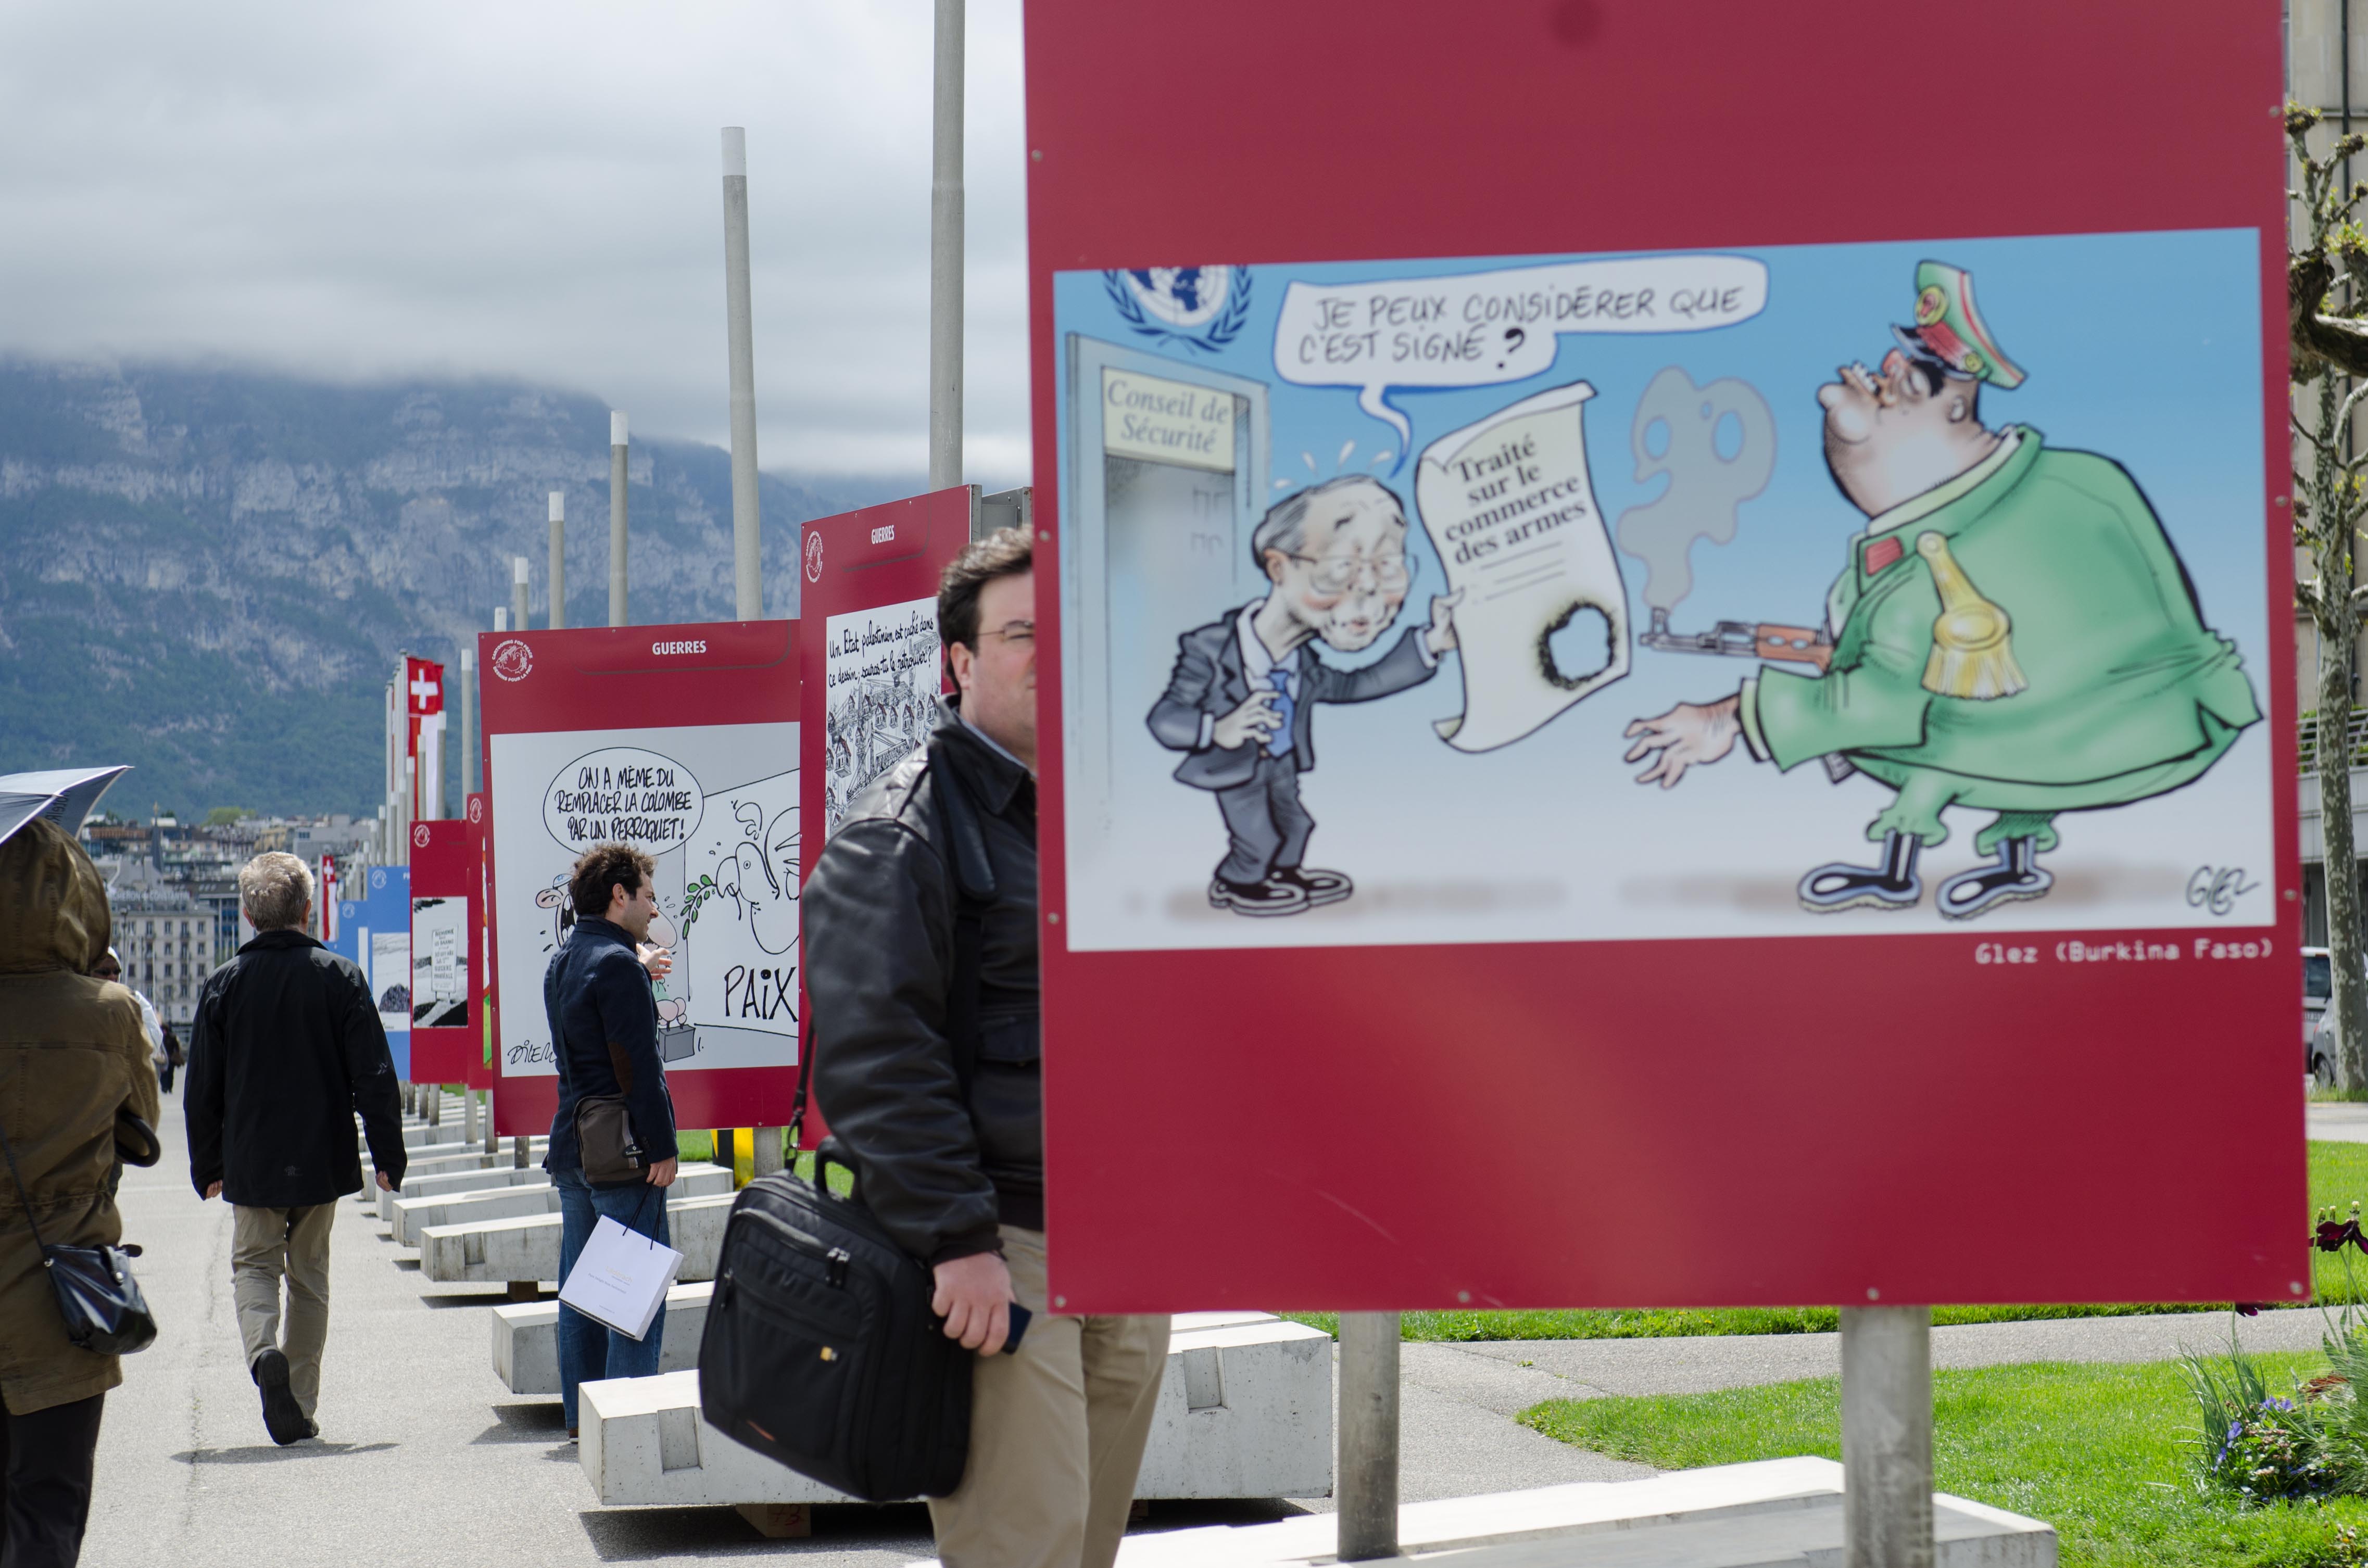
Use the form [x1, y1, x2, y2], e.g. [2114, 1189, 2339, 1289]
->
[1841, 1305, 1934, 1568]
[462, 1084, 477, 1145]
[720, 127, 763, 620]
[459, 648, 477, 798]
[752, 1123, 784, 1180]
[928, 0, 964, 491]
[547, 491, 567, 629]
[511, 557, 530, 634]
[483, 1090, 498, 1156]
[426, 1085, 440, 1126]
[512, 1134, 530, 1171]
[609, 411, 629, 627]
[1337, 1311, 1401, 1560]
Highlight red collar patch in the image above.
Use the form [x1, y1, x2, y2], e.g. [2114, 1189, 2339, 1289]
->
[1863, 535, 1905, 575]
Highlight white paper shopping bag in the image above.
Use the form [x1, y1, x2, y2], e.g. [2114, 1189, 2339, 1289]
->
[559, 1215, 685, 1341]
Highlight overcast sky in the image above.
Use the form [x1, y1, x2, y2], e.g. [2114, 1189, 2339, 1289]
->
[0, 1, 1028, 480]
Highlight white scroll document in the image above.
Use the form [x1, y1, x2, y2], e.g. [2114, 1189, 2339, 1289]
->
[1416, 381, 1630, 752]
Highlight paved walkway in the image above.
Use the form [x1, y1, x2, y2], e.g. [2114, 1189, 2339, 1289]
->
[78, 1099, 2334, 1563]
[2312, 1103, 2368, 1143]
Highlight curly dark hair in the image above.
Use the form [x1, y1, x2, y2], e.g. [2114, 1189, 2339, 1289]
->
[937, 526, 1034, 660]
[569, 843, 655, 919]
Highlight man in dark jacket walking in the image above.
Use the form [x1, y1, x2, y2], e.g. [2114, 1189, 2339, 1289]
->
[806, 529, 1169, 1568]
[186, 851, 405, 1446]
[543, 842, 678, 1438]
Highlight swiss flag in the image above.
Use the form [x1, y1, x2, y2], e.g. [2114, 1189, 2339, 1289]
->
[406, 656, 445, 717]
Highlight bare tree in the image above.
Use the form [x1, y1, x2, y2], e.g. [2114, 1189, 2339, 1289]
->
[2291, 105, 2368, 1089]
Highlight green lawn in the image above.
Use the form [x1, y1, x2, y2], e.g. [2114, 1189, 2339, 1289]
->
[1284, 1143, 2368, 1345]
[1520, 1357, 2368, 1567]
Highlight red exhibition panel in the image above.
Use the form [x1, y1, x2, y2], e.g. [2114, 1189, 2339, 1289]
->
[478, 621, 800, 1138]
[464, 792, 494, 1092]
[1026, 0, 2300, 1311]
[796, 486, 973, 1150]
[406, 816, 476, 1084]
[800, 486, 971, 858]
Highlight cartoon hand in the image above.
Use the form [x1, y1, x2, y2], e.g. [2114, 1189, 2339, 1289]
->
[1425, 589, 1465, 655]
[639, 943, 674, 981]
[1622, 695, 1743, 788]
[1211, 689, 1282, 751]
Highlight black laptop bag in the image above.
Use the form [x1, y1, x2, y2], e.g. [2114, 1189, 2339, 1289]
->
[697, 1140, 971, 1500]
[697, 735, 998, 1501]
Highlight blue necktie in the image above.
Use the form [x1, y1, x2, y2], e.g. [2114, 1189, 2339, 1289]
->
[1264, 675, 1295, 758]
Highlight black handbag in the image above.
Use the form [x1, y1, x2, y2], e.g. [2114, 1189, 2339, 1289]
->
[576, 1041, 647, 1186]
[698, 1140, 973, 1500]
[697, 735, 998, 1500]
[0, 1117, 157, 1355]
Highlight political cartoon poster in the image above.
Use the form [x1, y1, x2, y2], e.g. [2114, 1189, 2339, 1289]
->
[407, 816, 476, 1083]
[333, 863, 410, 1079]
[799, 487, 972, 847]
[479, 621, 799, 1135]
[1055, 236, 2271, 947]
[1026, 0, 2295, 1314]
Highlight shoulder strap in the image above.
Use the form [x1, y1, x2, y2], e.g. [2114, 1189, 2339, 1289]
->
[786, 730, 999, 1157]
[934, 745, 997, 1103]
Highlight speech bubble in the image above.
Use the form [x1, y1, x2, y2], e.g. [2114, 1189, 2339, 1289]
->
[1273, 256, 1768, 455]
[544, 747, 704, 855]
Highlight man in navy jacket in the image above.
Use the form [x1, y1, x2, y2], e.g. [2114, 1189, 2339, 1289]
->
[543, 842, 678, 1437]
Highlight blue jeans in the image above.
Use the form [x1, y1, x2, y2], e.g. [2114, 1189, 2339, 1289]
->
[554, 1167, 670, 1429]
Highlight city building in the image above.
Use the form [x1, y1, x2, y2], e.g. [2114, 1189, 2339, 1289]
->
[114, 904, 211, 1032]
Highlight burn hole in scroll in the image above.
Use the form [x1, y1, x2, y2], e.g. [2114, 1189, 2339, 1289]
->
[1539, 601, 1616, 690]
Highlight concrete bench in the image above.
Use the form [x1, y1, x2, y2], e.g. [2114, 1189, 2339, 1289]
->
[396, 1165, 730, 1245]
[576, 1311, 1332, 1520]
[420, 1191, 736, 1284]
[1067, 1458, 2054, 1568]
[364, 1142, 548, 1204]
[384, 1123, 469, 1151]
[493, 1282, 713, 1394]
[376, 1163, 548, 1223]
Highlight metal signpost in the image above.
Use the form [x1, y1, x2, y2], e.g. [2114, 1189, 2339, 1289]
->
[720, 127, 763, 624]
[929, 0, 963, 492]
[547, 492, 567, 630]
[1019, 3, 2293, 1559]
[610, 411, 629, 628]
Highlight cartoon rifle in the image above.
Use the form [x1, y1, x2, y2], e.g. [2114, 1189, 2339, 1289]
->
[1639, 610, 1832, 673]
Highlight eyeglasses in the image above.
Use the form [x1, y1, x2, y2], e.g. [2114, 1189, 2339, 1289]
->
[978, 620, 1035, 648]
[1279, 552, 1410, 595]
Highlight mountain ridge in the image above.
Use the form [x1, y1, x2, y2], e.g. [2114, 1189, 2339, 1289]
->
[0, 358, 923, 816]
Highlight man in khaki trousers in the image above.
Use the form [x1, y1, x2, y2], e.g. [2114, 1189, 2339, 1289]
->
[187, 853, 406, 1445]
[808, 532, 1171, 1566]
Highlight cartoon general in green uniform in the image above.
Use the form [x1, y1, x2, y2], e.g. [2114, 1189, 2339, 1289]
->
[1621, 262, 2260, 919]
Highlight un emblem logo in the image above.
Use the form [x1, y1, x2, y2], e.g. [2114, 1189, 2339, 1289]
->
[1105, 266, 1251, 354]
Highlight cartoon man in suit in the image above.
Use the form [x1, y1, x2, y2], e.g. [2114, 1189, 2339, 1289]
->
[1148, 475, 1462, 917]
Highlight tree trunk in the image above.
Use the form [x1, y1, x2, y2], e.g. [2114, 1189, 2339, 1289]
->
[2319, 623, 2368, 1090]
[2315, 374, 2368, 1091]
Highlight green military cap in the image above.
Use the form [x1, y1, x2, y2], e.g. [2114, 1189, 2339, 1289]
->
[1892, 261, 2026, 390]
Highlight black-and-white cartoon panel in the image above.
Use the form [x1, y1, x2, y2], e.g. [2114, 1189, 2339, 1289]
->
[489, 723, 799, 1076]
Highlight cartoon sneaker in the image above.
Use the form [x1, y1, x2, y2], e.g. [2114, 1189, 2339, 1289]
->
[1208, 876, 1311, 918]
[1935, 838, 2052, 920]
[1269, 866, 1353, 907]
[1797, 831, 1923, 914]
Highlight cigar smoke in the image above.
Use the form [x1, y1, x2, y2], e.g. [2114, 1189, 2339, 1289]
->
[1614, 366, 1775, 614]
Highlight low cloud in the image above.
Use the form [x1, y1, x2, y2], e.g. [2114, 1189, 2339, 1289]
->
[0, 0, 1030, 481]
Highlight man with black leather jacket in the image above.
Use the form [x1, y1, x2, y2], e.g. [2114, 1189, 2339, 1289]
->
[805, 528, 1169, 1568]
